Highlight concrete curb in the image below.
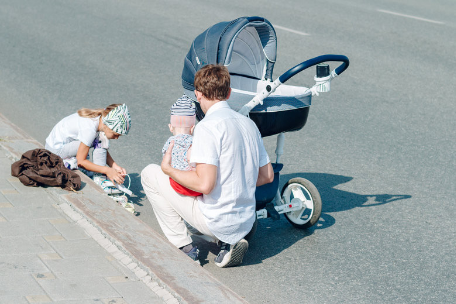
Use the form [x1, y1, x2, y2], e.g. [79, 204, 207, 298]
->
[0, 112, 248, 304]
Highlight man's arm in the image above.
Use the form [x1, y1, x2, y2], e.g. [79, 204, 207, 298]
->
[161, 142, 217, 195]
[257, 162, 274, 187]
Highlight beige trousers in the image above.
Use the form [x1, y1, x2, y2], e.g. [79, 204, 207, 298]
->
[141, 164, 216, 248]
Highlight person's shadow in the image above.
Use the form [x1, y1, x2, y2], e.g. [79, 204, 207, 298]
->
[193, 172, 411, 266]
[123, 173, 146, 216]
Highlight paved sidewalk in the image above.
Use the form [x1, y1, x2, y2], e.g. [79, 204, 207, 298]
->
[0, 112, 248, 304]
[0, 149, 167, 304]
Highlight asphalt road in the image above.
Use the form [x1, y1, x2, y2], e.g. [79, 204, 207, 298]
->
[1, 0, 455, 303]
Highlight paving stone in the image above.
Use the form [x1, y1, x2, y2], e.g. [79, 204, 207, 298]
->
[1, 205, 62, 221]
[25, 295, 52, 303]
[3, 192, 55, 207]
[0, 158, 12, 168]
[165, 297, 180, 304]
[33, 272, 56, 280]
[51, 238, 113, 258]
[120, 256, 132, 265]
[106, 255, 116, 262]
[38, 277, 120, 301]
[0, 219, 58, 237]
[11, 182, 48, 195]
[49, 220, 90, 240]
[101, 299, 127, 304]
[27, 236, 55, 253]
[0, 163, 12, 172]
[43, 235, 66, 242]
[44, 256, 123, 278]
[109, 280, 165, 304]
[0, 295, 30, 304]
[126, 262, 138, 270]
[133, 268, 148, 280]
[49, 218, 69, 225]
[1, 189, 19, 194]
[106, 276, 130, 283]
[38, 253, 62, 260]
[48, 301, 107, 304]
[104, 243, 119, 254]
[105, 256, 137, 280]
[0, 180, 12, 190]
[0, 254, 49, 274]
[0, 202, 13, 208]
[0, 273, 44, 296]
[0, 236, 53, 255]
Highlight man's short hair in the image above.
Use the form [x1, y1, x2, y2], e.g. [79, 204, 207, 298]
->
[194, 64, 230, 101]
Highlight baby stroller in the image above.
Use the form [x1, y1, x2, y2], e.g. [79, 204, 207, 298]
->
[182, 16, 349, 229]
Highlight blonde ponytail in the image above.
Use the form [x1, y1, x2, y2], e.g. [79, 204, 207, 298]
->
[77, 104, 122, 118]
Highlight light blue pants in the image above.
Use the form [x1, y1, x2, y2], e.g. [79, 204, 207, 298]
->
[45, 140, 107, 167]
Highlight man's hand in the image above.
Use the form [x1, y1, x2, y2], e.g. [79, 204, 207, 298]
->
[160, 140, 217, 195]
[161, 141, 174, 175]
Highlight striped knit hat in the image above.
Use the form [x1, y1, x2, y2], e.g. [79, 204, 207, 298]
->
[170, 95, 196, 128]
[102, 104, 131, 135]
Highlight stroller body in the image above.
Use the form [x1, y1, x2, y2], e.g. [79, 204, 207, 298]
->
[182, 16, 349, 229]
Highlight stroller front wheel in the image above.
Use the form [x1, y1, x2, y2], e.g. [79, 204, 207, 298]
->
[281, 177, 322, 229]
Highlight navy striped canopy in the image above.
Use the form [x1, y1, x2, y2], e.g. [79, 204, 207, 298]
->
[182, 16, 277, 91]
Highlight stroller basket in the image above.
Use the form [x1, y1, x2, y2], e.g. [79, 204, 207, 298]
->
[193, 102, 309, 137]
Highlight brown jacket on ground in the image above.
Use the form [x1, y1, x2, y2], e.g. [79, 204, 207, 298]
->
[11, 149, 81, 191]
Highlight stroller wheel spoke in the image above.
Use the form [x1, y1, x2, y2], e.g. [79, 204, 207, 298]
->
[291, 187, 307, 202]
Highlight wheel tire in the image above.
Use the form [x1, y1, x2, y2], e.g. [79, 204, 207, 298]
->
[280, 177, 322, 229]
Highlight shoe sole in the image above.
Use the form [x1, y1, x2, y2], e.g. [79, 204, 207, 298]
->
[216, 239, 249, 268]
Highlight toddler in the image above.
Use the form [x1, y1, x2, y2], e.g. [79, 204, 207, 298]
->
[162, 95, 202, 196]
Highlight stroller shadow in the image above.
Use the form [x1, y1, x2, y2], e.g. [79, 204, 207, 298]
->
[284, 172, 412, 215]
[199, 172, 411, 266]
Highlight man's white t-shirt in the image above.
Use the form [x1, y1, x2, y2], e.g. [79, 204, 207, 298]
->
[190, 101, 270, 244]
[46, 113, 99, 151]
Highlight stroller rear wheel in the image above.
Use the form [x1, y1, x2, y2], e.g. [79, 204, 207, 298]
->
[280, 177, 322, 229]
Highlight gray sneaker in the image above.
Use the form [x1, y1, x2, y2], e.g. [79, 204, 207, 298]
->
[180, 244, 200, 264]
[214, 239, 249, 268]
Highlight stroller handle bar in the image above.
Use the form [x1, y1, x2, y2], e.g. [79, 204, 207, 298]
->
[279, 54, 349, 83]
[238, 54, 350, 116]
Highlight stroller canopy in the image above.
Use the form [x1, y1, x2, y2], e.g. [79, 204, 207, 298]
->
[182, 16, 277, 91]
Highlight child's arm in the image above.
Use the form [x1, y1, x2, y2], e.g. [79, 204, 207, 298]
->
[106, 151, 127, 175]
[75, 143, 125, 184]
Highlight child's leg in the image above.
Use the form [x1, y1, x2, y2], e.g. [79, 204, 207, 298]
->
[55, 141, 81, 159]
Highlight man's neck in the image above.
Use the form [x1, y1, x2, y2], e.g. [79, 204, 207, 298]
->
[201, 97, 221, 114]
